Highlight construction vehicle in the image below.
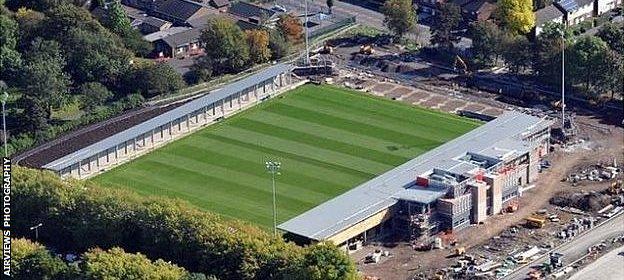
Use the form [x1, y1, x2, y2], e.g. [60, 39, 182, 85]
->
[528, 270, 543, 279]
[360, 44, 374, 55]
[504, 199, 519, 213]
[319, 42, 334, 54]
[454, 247, 466, 256]
[453, 55, 469, 74]
[608, 180, 623, 195]
[549, 252, 564, 268]
[526, 216, 547, 228]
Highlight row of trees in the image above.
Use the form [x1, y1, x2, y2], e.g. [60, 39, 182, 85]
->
[471, 21, 624, 99]
[13, 238, 202, 280]
[381, 0, 535, 46]
[13, 167, 358, 280]
[0, 1, 185, 155]
[189, 15, 303, 83]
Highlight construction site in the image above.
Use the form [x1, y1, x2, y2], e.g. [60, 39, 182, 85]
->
[289, 30, 624, 280]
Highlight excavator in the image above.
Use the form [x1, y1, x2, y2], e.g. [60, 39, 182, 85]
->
[359, 44, 375, 55]
[453, 55, 469, 75]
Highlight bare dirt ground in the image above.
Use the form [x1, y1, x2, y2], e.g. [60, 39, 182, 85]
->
[353, 104, 623, 280]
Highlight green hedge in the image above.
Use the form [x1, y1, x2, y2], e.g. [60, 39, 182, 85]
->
[12, 167, 357, 280]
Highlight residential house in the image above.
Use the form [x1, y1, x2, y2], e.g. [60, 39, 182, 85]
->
[534, 4, 565, 35]
[144, 27, 203, 58]
[151, 0, 216, 26]
[596, 0, 622, 15]
[139, 16, 173, 34]
[460, 0, 497, 21]
[554, 0, 594, 26]
[208, 0, 230, 11]
[419, 0, 445, 15]
[228, 1, 279, 28]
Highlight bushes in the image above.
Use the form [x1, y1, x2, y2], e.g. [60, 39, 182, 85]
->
[13, 167, 357, 280]
[12, 238, 193, 280]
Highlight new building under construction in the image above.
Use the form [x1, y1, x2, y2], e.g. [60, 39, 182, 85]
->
[279, 111, 554, 248]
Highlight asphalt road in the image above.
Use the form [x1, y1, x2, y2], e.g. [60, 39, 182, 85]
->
[504, 213, 624, 280]
[276, 0, 432, 46]
[568, 244, 624, 280]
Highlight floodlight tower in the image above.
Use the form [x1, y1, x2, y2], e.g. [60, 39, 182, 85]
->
[304, 0, 310, 65]
[561, 30, 566, 130]
[266, 161, 281, 237]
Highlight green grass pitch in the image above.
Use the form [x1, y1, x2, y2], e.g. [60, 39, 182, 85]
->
[93, 84, 480, 228]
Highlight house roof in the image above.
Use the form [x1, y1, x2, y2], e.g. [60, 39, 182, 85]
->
[154, 0, 208, 21]
[162, 27, 202, 47]
[210, 0, 229, 8]
[278, 111, 553, 241]
[186, 13, 218, 27]
[228, 1, 276, 20]
[462, 0, 496, 18]
[556, 0, 577, 12]
[143, 26, 191, 42]
[536, 4, 564, 26]
[142, 16, 172, 28]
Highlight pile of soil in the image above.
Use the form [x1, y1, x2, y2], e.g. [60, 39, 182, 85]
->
[550, 191, 611, 212]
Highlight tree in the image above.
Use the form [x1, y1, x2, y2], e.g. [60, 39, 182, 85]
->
[430, 3, 462, 51]
[200, 17, 250, 73]
[42, 4, 133, 84]
[188, 56, 213, 84]
[104, 0, 130, 36]
[501, 35, 532, 73]
[245, 29, 271, 64]
[567, 36, 612, 98]
[19, 38, 71, 116]
[470, 21, 503, 66]
[81, 247, 188, 280]
[101, 0, 151, 56]
[533, 22, 568, 84]
[78, 82, 113, 112]
[0, 14, 21, 79]
[128, 63, 185, 98]
[326, 0, 334, 14]
[277, 14, 303, 45]
[595, 50, 624, 99]
[597, 22, 624, 55]
[300, 243, 358, 280]
[268, 29, 290, 60]
[121, 29, 153, 57]
[498, 0, 535, 34]
[382, 0, 416, 40]
[12, 238, 74, 280]
[18, 96, 49, 133]
[13, 166, 358, 280]
[14, 8, 45, 47]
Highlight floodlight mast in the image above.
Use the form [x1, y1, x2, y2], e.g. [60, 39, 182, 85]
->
[561, 30, 565, 130]
[266, 161, 281, 237]
[304, 0, 310, 65]
[30, 223, 43, 240]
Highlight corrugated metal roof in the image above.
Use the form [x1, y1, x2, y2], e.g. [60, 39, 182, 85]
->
[278, 111, 553, 241]
[393, 187, 448, 204]
[43, 63, 293, 171]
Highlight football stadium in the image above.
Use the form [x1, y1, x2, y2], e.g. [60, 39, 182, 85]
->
[29, 64, 553, 249]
